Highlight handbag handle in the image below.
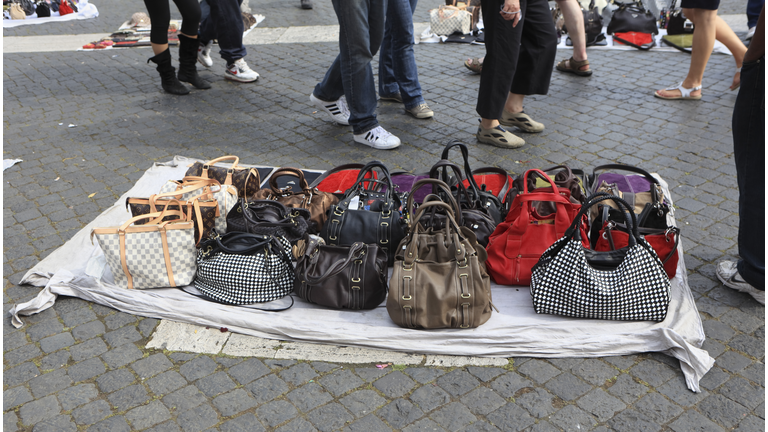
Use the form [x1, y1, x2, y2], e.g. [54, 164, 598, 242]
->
[405, 201, 467, 267]
[568, 193, 639, 243]
[118, 206, 186, 232]
[407, 178, 463, 226]
[268, 167, 311, 194]
[351, 160, 397, 196]
[590, 163, 662, 203]
[308, 163, 368, 189]
[303, 242, 367, 285]
[470, 167, 513, 200]
[521, 168, 558, 195]
[439, 139, 485, 198]
[429, 160, 479, 210]
[202, 231, 273, 255]
[203, 155, 240, 169]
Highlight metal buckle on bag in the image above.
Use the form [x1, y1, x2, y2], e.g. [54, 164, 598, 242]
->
[457, 258, 468, 268]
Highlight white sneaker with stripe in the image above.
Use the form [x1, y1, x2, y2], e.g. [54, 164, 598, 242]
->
[310, 93, 350, 125]
[353, 126, 401, 150]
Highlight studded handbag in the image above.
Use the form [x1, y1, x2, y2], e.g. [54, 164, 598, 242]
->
[530, 193, 671, 322]
[91, 206, 197, 290]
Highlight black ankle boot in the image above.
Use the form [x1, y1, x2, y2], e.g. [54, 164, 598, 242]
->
[177, 34, 211, 90]
[147, 49, 190, 95]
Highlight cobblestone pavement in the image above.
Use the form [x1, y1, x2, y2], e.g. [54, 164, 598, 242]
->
[3, 0, 764, 430]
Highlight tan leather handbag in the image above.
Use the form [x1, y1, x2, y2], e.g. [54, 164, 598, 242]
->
[254, 167, 339, 234]
[387, 198, 496, 329]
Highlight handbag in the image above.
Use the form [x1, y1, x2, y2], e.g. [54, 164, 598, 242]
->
[563, 0, 605, 46]
[530, 193, 671, 322]
[254, 167, 339, 234]
[91, 207, 196, 290]
[225, 199, 311, 243]
[462, 166, 515, 220]
[439, 140, 504, 224]
[159, 176, 238, 234]
[310, 163, 377, 197]
[320, 161, 407, 265]
[588, 164, 670, 230]
[665, 0, 694, 35]
[387, 199, 496, 329]
[506, 165, 587, 217]
[9, 3, 25, 18]
[184, 156, 263, 199]
[126, 189, 220, 245]
[608, 1, 657, 49]
[194, 231, 294, 305]
[294, 237, 388, 310]
[485, 169, 587, 286]
[57, 0, 72, 15]
[35, 1, 50, 17]
[388, 171, 431, 204]
[430, 5, 472, 36]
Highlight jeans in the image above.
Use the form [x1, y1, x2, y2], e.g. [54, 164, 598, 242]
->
[747, 0, 764, 28]
[378, 0, 424, 110]
[732, 57, 765, 290]
[313, 0, 385, 135]
[199, 0, 247, 64]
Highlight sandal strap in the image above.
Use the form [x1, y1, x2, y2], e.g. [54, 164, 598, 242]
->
[664, 82, 702, 97]
[568, 57, 590, 68]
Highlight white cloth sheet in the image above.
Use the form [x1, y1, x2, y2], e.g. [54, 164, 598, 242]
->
[11, 156, 714, 392]
[3, 2, 98, 28]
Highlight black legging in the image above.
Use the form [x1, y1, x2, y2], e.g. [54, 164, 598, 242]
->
[143, 0, 201, 44]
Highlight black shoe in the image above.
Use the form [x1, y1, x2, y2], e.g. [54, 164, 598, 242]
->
[301, 0, 313, 9]
[177, 34, 211, 90]
[147, 49, 190, 95]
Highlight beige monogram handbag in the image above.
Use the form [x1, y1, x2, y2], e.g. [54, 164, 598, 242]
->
[430, 5, 472, 35]
[91, 206, 197, 290]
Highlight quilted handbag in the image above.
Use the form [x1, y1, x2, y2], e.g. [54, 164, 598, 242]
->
[225, 199, 311, 243]
[485, 169, 586, 286]
[91, 207, 196, 290]
[255, 167, 340, 234]
[184, 155, 263, 199]
[159, 177, 238, 234]
[430, 5, 472, 35]
[126, 190, 219, 245]
[530, 193, 671, 322]
[194, 231, 294, 305]
[387, 199, 496, 329]
[320, 161, 407, 265]
[294, 237, 388, 310]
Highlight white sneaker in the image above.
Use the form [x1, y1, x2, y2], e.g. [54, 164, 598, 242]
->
[353, 126, 401, 150]
[197, 40, 213, 68]
[716, 260, 765, 305]
[225, 58, 259, 83]
[310, 93, 350, 125]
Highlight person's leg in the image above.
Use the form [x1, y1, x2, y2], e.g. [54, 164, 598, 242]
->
[212, 0, 247, 65]
[174, 0, 211, 89]
[713, 15, 748, 88]
[378, 0, 398, 99]
[174, 0, 201, 40]
[747, 0, 763, 29]
[384, 0, 425, 110]
[199, 0, 215, 44]
[656, 8, 716, 98]
[556, 0, 588, 70]
[144, 0, 171, 54]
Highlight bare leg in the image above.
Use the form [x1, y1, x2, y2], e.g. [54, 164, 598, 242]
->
[480, 90, 522, 128]
[656, 8, 717, 98]
[714, 16, 747, 88]
[150, 43, 169, 55]
[557, 0, 588, 69]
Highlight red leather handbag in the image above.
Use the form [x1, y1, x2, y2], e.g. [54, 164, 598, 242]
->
[593, 222, 680, 279]
[310, 163, 377, 197]
[58, 0, 74, 15]
[485, 169, 587, 286]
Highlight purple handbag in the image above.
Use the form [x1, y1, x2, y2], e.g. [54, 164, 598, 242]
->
[388, 172, 431, 204]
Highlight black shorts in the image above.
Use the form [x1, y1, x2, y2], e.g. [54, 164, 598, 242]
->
[680, 0, 719, 10]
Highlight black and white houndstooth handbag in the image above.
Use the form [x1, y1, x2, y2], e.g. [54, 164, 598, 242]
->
[194, 231, 294, 305]
[530, 193, 670, 322]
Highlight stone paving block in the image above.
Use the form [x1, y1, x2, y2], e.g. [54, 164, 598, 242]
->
[30, 369, 72, 398]
[218, 414, 266, 432]
[5, 343, 43, 367]
[179, 355, 218, 381]
[162, 385, 208, 413]
[243, 373, 289, 403]
[138, 318, 160, 337]
[461, 387, 507, 416]
[72, 321, 106, 342]
[39, 331, 75, 353]
[657, 377, 710, 407]
[633, 392, 684, 425]
[176, 404, 219, 432]
[576, 388, 626, 422]
[486, 403, 535, 431]
[517, 359, 561, 384]
[227, 358, 271, 385]
[608, 408, 663, 432]
[312, 362, 340, 373]
[147, 370, 188, 395]
[464, 420, 502, 432]
[729, 334, 765, 359]
[544, 372, 592, 401]
[741, 363, 765, 387]
[403, 418, 448, 432]
[213, 388, 258, 417]
[716, 351, 754, 373]
[571, 359, 619, 386]
[607, 373, 650, 404]
[490, 371, 533, 398]
[70, 337, 108, 361]
[719, 377, 765, 410]
[698, 394, 751, 428]
[86, 415, 132, 432]
[58, 383, 98, 411]
[669, 410, 726, 432]
[107, 384, 150, 411]
[436, 370, 481, 397]
[4, 329, 30, 351]
[309, 403, 355, 432]
[342, 414, 392, 432]
[4, 411, 19, 432]
[466, 367, 505, 383]
[288, 382, 334, 413]
[355, 366, 391, 382]
[733, 415, 764, 432]
[96, 368, 136, 393]
[31, 414, 77, 432]
[132, 353, 174, 379]
[103, 326, 142, 348]
[215, 356, 242, 368]
[629, 359, 679, 387]
[265, 359, 297, 369]
[377, 398, 424, 429]
[280, 362, 319, 386]
[274, 418, 318, 432]
[410, 384, 452, 413]
[4, 361, 41, 387]
[105, 312, 138, 330]
[319, 368, 364, 397]
[516, 387, 561, 419]
[701, 339, 727, 359]
[374, 371, 417, 398]
[72, 399, 112, 426]
[430, 402, 477, 432]
[68, 357, 106, 383]
[4, 386, 34, 411]
[59, 307, 97, 328]
[256, 400, 299, 428]
[340, 389, 387, 418]
[126, 400, 172, 430]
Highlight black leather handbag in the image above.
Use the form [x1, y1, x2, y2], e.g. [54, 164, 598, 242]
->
[294, 237, 388, 310]
[563, 0, 605, 46]
[320, 161, 407, 266]
[438, 140, 503, 224]
[607, 1, 658, 34]
[225, 199, 311, 243]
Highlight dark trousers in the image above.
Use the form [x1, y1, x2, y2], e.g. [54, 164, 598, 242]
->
[143, 0, 201, 45]
[732, 57, 765, 290]
[747, 0, 764, 28]
[199, 0, 247, 64]
[476, 0, 557, 120]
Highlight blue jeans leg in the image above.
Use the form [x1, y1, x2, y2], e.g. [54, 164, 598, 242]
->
[314, 0, 384, 134]
[378, 0, 424, 109]
[747, 0, 764, 28]
[199, 0, 247, 64]
[732, 57, 765, 290]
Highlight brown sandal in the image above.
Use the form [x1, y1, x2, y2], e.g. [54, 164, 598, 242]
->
[556, 57, 592, 77]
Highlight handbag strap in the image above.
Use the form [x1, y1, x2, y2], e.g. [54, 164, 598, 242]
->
[308, 163, 367, 189]
[181, 287, 295, 311]
[268, 167, 311, 194]
[429, 160, 479, 210]
[570, 193, 639, 243]
[590, 163, 662, 204]
[350, 160, 398, 199]
[439, 140, 484, 198]
[201, 156, 240, 187]
[470, 167, 513, 201]
[303, 242, 367, 285]
[407, 178, 463, 226]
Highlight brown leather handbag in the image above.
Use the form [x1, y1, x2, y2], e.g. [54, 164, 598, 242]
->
[184, 156, 263, 199]
[387, 199, 497, 329]
[254, 167, 339, 234]
[294, 237, 388, 310]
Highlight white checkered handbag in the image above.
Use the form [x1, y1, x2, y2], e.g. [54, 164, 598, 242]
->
[530, 194, 670, 322]
[159, 177, 238, 233]
[430, 5, 472, 36]
[194, 231, 294, 305]
[91, 208, 197, 290]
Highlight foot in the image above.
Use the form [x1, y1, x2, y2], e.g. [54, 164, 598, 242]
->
[353, 126, 401, 149]
[379, 92, 403, 103]
[654, 82, 702, 100]
[225, 58, 259, 83]
[556, 57, 592, 76]
[476, 123, 525, 148]
[716, 260, 765, 305]
[464, 57, 483, 74]
[406, 103, 434, 119]
[310, 93, 350, 125]
[730, 68, 741, 91]
[499, 110, 544, 133]
[301, 0, 313, 9]
[198, 40, 213, 68]
[746, 26, 755, 41]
